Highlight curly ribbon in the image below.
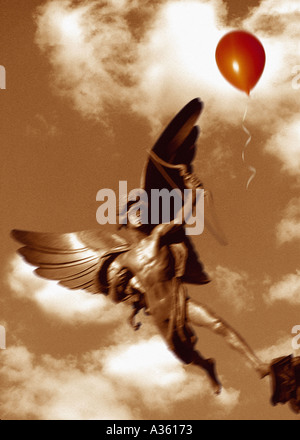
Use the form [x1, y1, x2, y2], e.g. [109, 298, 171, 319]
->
[242, 102, 256, 190]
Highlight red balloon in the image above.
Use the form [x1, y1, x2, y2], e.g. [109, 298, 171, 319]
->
[215, 30, 266, 95]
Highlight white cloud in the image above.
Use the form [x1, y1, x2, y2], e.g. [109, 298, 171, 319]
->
[276, 197, 300, 244]
[4, 255, 241, 419]
[216, 387, 240, 412]
[257, 334, 300, 362]
[266, 270, 300, 305]
[130, 0, 238, 128]
[4, 257, 241, 418]
[212, 265, 254, 311]
[35, 0, 146, 121]
[0, 345, 133, 420]
[0, 340, 240, 420]
[33, 0, 300, 181]
[34, 0, 244, 129]
[7, 256, 125, 325]
[265, 119, 300, 178]
[102, 335, 210, 409]
[242, 0, 300, 177]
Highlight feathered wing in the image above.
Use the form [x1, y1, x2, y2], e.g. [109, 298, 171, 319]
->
[11, 229, 130, 294]
[140, 97, 227, 248]
[140, 97, 203, 193]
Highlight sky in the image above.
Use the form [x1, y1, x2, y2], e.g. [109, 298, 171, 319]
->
[1, 0, 300, 420]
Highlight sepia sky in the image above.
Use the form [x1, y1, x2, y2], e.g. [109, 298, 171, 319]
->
[1, 0, 300, 420]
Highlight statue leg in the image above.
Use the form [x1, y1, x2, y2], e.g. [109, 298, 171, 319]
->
[190, 351, 222, 395]
[169, 328, 222, 395]
[187, 299, 269, 378]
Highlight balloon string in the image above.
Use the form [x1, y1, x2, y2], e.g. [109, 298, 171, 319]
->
[242, 102, 256, 190]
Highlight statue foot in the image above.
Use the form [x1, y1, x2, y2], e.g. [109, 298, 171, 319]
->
[134, 322, 141, 331]
[205, 358, 222, 395]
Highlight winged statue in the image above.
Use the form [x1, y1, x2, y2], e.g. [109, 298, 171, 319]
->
[11, 98, 300, 410]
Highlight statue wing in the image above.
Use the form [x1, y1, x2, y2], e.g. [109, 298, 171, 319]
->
[140, 97, 227, 247]
[11, 229, 130, 294]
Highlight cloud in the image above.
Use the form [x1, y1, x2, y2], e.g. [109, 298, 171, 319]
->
[215, 387, 240, 412]
[34, 0, 150, 122]
[4, 257, 240, 419]
[33, 0, 300, 182]
[0, 340, 240, 420]
[212, 265, 254, 311]
[7, 256, 125, 325]
[34, 0, 242, 129]
[257, 334, 300, 362]
[266, 270, 300, 305]
[276, 197, 300, 244]
[264, 118, 300, 179]
[102, 336, 209, 409]
[4, 256, 241, 418]
[100, 335, 239, 411]
[0, 345, 133, 420]
[242, 0, 300, 177]
[130, 0, 236, 128]
[33, 0, 295, 117]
